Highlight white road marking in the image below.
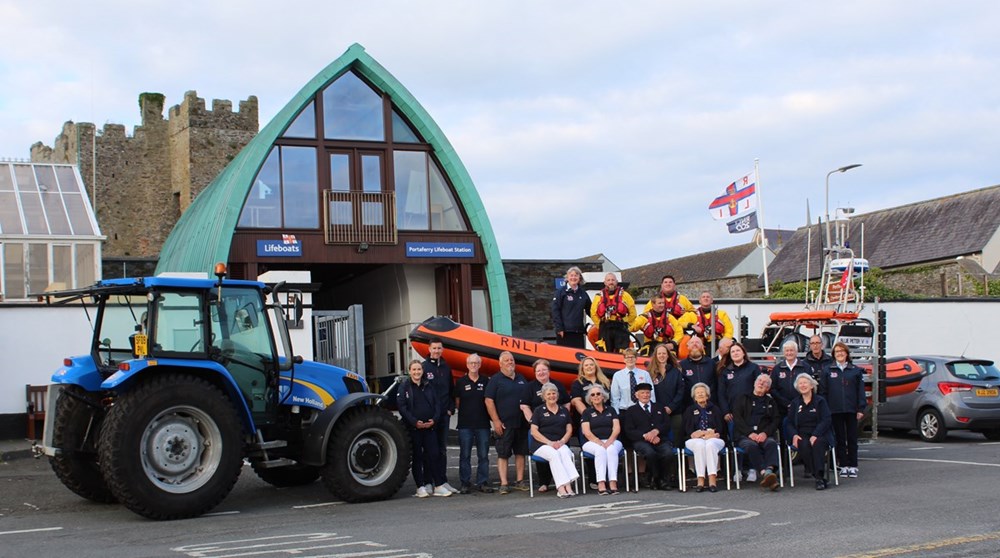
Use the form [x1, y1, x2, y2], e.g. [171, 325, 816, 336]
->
[202, 511, 240, 517]
[0, 527, 63, 536]
[172, 532, 430, 558]
[875, 457, 1000, 468]
[909, 446, 942, 451]
[292, 502, 344, 509]
[516, 500, 759, 528]
[22, 503, 39, 510]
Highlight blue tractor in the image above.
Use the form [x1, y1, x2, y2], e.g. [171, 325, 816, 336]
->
[36, 266, 411, 519]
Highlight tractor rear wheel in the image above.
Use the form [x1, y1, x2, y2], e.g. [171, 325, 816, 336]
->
[49, 386, 116, 503]
[98, 374, 244, 519]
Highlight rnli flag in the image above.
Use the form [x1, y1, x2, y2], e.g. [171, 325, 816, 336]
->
[839, 259, 853, 291]
[726, 211, 758, 234]
[709, 171, 757, 221]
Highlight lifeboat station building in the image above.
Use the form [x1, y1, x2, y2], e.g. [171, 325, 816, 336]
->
[156, 44, 510, 378]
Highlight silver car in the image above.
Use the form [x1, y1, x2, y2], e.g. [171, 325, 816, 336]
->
[877, 356, 1000, 442]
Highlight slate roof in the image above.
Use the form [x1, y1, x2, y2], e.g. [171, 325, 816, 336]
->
[624, 242, 758, 290]
[767, 185, 1000, 283]
[764, 228, 796, 253]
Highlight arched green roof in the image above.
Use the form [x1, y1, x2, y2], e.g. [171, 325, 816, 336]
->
[156, 43, 511, 334]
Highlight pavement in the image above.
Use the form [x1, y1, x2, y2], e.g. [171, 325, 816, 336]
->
[0, 438, 35, 462]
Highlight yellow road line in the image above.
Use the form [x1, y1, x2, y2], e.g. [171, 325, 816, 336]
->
[838, 531, 1000, 558]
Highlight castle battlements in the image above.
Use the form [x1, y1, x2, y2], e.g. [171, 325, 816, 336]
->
[30, 90, 259, 258]
[168, 90, 259, 132]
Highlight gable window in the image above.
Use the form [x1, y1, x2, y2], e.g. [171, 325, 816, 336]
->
[395, 151, 466, 232]
[238, 146, 319, 229]
[237, 70, 468, 236]
[323, 72, 384, 141]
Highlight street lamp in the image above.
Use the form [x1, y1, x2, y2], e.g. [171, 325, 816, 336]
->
[825, 164, 862, 248]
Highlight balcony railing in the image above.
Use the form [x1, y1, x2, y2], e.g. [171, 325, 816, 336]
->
[323, 190, 398, 245]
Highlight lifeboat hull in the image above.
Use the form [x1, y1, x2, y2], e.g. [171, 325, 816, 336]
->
[409, 317, 646, 389]
[883, 357, 923, 398]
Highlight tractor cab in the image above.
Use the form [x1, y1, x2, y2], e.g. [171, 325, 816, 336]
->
[45, 267, 302, 425]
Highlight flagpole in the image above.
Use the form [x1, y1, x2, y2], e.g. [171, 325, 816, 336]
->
[755, 158, 770, 296]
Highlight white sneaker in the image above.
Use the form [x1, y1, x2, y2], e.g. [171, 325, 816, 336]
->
[732, 470, 743, 483]
[433, 485, 452, 497]
[746, 469, 757, 483]
[848, 467, 858, 478]
[442, 482, 460, 494]
[839, 467, 849, 477]
[424, 483, 433, 494]
[415, 486, 430, 498]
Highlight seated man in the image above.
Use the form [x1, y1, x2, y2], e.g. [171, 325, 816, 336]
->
[632, 295, 683, 355]
[621, 382, 675, 490]
[732, 374, 780, 491]
[641, 275, 695, 321]
[688, 291, 733, 347]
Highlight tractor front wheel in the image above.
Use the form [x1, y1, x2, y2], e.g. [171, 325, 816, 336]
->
[321, 406, 410, 502]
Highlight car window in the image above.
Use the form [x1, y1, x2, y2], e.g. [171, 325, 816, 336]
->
[914, 359, 935, 376]
[947, 361, 1000, 381]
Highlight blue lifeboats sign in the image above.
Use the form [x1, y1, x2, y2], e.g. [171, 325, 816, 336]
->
[257, 237, 302, 257]
[405, 242, 475, 258]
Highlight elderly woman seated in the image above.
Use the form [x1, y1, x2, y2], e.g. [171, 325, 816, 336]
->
[530, 382, 580, 497]
[682, 382, 727, 492]
[580, 383, 623, 495]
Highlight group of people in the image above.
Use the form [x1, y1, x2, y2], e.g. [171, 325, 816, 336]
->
[552, 269, 735, 356]
[398, 327, 867, 497]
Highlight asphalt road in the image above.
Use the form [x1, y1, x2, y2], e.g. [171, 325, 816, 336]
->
[1, 431, 998, 558]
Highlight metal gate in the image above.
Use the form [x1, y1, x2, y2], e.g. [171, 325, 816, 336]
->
[313, 305, 365, 376]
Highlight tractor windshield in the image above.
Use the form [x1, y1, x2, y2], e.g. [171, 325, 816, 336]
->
[95, 294, 148, 368]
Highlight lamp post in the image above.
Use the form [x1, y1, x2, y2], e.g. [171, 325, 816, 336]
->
[825, 164, 862, 248]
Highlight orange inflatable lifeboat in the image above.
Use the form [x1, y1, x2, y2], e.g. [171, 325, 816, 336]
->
[409, 317, 649, 389]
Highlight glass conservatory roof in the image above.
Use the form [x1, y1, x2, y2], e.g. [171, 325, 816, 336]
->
[0, 162, 102, 238]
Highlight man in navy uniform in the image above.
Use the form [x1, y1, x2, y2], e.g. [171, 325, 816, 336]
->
[454, 353, 494, 493]
[621, 382, 675, 490]
[485, 351, 532, 494]
[423, 338, 457, 493]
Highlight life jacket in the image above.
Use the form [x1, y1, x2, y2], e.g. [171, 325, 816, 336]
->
[597, 287, 629, 321]
[696, 307, 725, 338]
[642, 310, 674, 342]
[662, 291, 685, 319]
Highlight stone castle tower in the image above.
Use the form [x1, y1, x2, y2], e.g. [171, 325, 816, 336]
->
[31, 91, 258, 257]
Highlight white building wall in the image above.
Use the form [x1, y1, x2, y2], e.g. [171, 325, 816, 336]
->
[327, 265, 437, 378]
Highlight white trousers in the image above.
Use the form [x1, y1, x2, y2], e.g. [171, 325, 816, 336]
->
[685, 437, 726, 478]
[583, 440, 623, 482]
[533, 445, 580, 488]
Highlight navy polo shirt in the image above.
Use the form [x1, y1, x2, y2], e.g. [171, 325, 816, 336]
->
[484, 372, 529, 426]
[582, 406, 618, 439]
[454, 374, 491, 429]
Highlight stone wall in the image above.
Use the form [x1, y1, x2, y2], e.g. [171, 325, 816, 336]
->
[881, 261, 996, 297]
[31, 91, 258, 257]
[503, 260, 605, 341]
[637, 275, 763, 302]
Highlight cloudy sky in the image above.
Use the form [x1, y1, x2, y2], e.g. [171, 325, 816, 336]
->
[3, 1, 999, 269]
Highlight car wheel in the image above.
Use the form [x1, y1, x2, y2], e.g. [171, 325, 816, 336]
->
[917, 408, 947, 442]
